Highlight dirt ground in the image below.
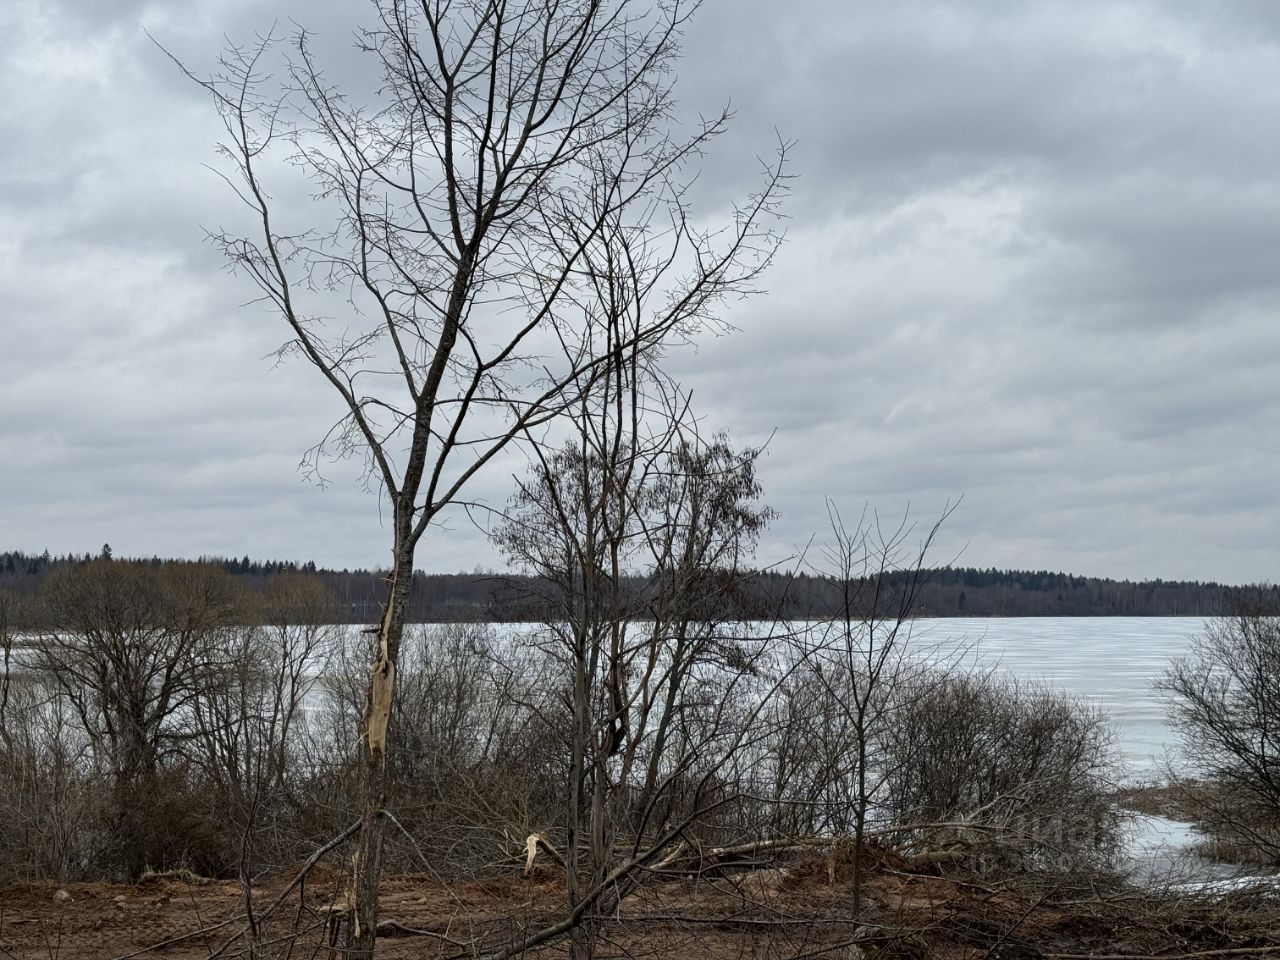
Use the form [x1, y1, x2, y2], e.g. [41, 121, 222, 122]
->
[3, 852, 1278, 960]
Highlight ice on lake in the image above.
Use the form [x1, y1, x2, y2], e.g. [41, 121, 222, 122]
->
[904, 616, 1204, 777]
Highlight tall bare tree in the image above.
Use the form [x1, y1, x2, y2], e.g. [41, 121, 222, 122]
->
[493, 272, 778, 957]
[178, 0, 787, 950]
[496, 433, 788, 958]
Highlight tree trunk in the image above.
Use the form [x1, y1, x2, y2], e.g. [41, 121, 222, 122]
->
[852, 695, 869, 921]
[345, 527, 413, 958]
[566, 622, 591, 960]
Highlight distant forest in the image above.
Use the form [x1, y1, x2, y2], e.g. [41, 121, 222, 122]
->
[2, 547, 1271, 621]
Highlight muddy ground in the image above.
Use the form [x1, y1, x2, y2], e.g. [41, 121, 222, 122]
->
[3, 850, 1279, 959]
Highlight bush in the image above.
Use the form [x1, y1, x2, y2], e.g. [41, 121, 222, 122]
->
[1157, 607, 1280, 862]
[883, 669, 1120, 874]
[0, 680, 109, 882]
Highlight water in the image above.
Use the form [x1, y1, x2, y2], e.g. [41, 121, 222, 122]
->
[379, 616, 1198, 776]
[905, 616, 1204, 777]
[14, 616, 1206, 775]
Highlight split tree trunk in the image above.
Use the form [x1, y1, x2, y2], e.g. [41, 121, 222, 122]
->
[345, 527, 414, 958]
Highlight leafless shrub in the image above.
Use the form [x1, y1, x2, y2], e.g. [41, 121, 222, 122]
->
[0, 677, 108, 882]
[883, 668, 1121, 875]
[1157, 601, 1280, 863]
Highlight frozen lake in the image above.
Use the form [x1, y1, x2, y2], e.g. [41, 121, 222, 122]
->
[891, 617, 1245, 882]
[896, 616, 1204, 777]
[469, 615, 1201, 777]
[353, 615, 1200, 776]
[16, 615, 1204, 775]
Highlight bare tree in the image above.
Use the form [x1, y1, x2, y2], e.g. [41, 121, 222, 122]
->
[0, 677, 105, 883]
[33, 561, 243, 878]
[1157, 598, 1280, 862]
[795, 504, 951, 919]
[252, 574, 344, 796]
[177, 1, 786, 949]
[495, 366, 781, 959]
[185, 574, 340, 873]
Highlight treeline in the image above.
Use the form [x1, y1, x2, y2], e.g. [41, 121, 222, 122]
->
[0, 548, 319, 581]
[0, 549, 1264, 621]
[853, 567, 1258, 618]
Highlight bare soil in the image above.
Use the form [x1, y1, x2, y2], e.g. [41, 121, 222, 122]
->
[3, 850, 1278, 959]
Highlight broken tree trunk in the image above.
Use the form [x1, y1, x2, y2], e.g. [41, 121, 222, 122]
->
[345, 531, 414, 959]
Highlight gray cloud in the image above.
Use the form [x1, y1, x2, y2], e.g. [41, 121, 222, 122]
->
[3, 0, 1279, 583]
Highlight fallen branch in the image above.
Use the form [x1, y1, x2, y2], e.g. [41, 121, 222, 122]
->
[375, 919, 474, 947]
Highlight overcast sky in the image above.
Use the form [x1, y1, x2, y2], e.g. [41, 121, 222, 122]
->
[3, 0, 1280, 583]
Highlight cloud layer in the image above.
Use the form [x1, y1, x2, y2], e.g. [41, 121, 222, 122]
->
[3, 0, 1279, 582]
